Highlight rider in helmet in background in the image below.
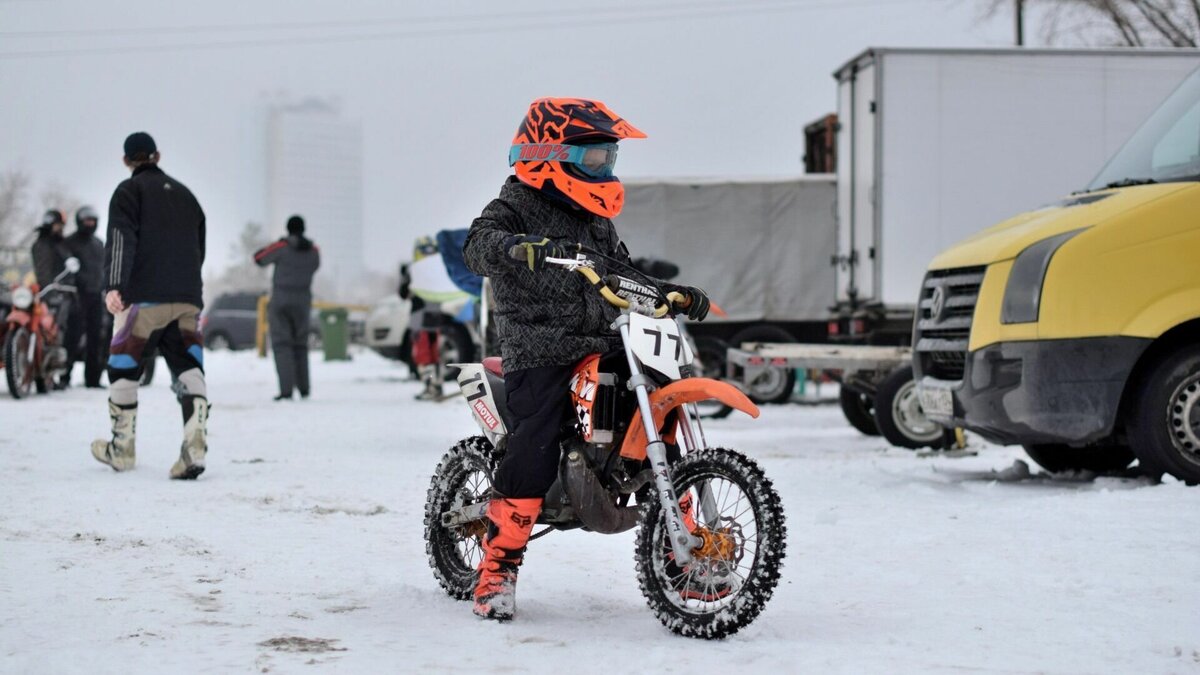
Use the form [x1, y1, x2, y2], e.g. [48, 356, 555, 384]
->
[462, 97, 710, 622]
[66, 206, 107, 388]
[31, 209, 76, 388]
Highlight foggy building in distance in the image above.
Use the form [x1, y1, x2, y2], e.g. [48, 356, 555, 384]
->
[267, 100, 363, 293]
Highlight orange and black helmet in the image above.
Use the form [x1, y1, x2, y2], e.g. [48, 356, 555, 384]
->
[509, 97, 646, 218]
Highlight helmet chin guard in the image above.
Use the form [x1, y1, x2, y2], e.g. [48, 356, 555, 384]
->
[510, 98, 645, 218]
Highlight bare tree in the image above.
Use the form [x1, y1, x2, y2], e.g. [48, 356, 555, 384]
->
[39, 182, 86, 240]
[984, 0, 1200, 47]
[204, 221, 273, 301]
[0, 169, 34, 246]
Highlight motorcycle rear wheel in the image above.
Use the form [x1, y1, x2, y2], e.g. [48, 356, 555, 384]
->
[4, 327, 35, 399]
[423, 436, 501, 600]
[635, 447, 786, 639]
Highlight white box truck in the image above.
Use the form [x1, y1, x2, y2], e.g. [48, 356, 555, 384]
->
[729, 47, 1200, 450]
[832, 46, 1200, 341]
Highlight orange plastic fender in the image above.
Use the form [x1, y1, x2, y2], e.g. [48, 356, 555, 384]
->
[619, 377, 759, 461]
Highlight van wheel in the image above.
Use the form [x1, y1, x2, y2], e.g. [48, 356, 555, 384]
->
[1127, 344, 1200, 484]
[839, 386, 879, 436]
[728, 325, 796, 404]
[873, 365, 946, 450]
[1022, 444, 1135, 474]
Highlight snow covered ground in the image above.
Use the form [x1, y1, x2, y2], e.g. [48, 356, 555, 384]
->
[1, 350, 1197, 674]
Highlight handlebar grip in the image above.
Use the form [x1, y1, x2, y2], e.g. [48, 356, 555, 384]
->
[667, 291, 691, 309]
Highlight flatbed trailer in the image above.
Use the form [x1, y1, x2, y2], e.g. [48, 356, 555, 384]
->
[725, 342, 952, 450]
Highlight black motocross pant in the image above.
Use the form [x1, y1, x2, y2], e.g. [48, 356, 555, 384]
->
[492, 364, 575, 499]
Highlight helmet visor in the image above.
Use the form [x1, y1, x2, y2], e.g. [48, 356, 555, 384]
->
[509, 142, 620, 178]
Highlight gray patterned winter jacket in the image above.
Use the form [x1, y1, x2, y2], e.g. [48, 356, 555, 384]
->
[464, 177, 631, 372]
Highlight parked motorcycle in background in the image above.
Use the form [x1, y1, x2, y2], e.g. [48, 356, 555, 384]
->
[4, 257, 79, 399]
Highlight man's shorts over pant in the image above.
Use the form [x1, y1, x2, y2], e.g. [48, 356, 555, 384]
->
[107, 303, 205, 384]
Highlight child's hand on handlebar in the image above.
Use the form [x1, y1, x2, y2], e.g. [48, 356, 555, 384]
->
[674, 286, 711, 321]
[503, 234, 579, 272]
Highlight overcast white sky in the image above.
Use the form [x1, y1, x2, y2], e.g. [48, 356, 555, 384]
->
[0, 0, 1033, 275]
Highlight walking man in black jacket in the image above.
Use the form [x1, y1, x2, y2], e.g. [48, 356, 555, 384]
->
[66, 206, 106, 388]
[254, 215, 320, 400]
[91, 132, 210, 480]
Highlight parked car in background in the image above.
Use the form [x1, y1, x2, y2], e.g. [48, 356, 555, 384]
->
[365, 295, 411, 361]
[200, 292, 262, 350]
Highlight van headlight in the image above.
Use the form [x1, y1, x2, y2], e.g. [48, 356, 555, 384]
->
[11, 286, 33, 310]
[1001, 228, 1088, 324]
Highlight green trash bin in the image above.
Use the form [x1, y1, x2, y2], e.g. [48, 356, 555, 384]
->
[318, 307, 350, 361]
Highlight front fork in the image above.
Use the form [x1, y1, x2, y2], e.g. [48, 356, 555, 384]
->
[617, 315, 703, 566]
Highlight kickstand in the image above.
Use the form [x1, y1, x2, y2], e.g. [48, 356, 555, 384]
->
[527, 526, 556, 542]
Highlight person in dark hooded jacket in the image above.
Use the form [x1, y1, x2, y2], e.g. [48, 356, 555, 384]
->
[65, 206, 107, 388]
[254, 215, 320, 400]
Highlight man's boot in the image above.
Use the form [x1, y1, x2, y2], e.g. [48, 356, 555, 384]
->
[170, 395, 208, 480]
[473, 497, 541, 621]
[415, 364, 442, 401]
[91, 401, 137, 471]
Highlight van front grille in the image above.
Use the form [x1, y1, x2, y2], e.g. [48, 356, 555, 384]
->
[914, 266, 985, 381]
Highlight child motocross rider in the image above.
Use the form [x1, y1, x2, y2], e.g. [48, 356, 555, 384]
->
[462, 98, 711, 622]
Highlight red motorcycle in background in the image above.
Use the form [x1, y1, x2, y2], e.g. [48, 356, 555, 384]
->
[3, 257, 79, 399]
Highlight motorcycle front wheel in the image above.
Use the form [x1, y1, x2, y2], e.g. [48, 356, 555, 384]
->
[423, 436, 501, 600]
[4, 327, 35, 399]
[635, 447, 786, 639]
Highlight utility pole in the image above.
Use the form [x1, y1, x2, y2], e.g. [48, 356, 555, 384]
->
[1015, 0, 1025, 46]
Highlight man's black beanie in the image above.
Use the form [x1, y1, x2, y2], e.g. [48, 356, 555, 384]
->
[287, 215, 305, 235]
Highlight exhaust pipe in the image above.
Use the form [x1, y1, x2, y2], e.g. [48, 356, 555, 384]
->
[562, 451, 640, 534]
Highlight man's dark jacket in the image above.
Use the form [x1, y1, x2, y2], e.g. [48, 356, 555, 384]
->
[65, 229, 105, 295]
[464, 177, 631, 372]
[104, 164, 206, 307]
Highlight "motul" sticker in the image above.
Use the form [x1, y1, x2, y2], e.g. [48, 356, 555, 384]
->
[473, 399, 499, 430]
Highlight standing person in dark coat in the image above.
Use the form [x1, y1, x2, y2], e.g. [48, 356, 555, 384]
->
[32, 209, 69, 287]
[254, 215, 320, 401]
[65, 206, 107, 388]
[31, 208, 77, 387]
[91, 132, 210, 480]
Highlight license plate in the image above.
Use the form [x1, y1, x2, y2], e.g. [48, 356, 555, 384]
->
[918, 383, 953, 418]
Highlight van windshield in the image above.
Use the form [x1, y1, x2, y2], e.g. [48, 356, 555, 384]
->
[1087, 66, 1200, 191]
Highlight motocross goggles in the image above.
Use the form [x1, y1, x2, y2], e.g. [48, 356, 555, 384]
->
[508, 142, 619, 178]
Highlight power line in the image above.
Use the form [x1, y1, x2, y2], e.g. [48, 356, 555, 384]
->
[1, 0, 821, 38]
[0, 0, 930, 59]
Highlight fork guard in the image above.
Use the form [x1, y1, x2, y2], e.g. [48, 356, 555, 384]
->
[562, 450, 641, 534]
[619, 377, 760, 461]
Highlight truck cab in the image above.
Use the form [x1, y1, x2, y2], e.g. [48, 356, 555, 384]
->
[916, 65, 1200, 483]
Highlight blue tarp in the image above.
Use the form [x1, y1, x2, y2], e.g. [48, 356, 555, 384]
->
[436, 229, 483, 298]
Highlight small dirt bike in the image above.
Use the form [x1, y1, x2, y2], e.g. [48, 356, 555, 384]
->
[4, 257, 79, 399]
[424, 247, 786, 639]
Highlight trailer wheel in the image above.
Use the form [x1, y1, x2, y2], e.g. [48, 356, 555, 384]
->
[693, 336, 734, 419]
[1126, 343, 1200, 485]
[728, 325, 796, 405]
[873, 365, 946, 450]
[839, 386, 879, 436]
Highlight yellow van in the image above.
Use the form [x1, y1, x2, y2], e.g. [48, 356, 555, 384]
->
[915, 65, 1200, 484]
